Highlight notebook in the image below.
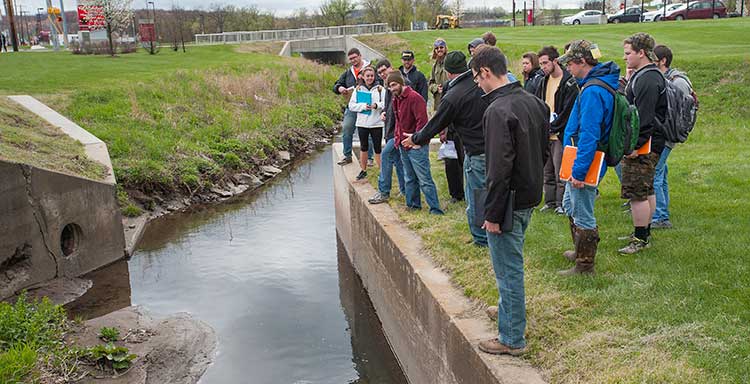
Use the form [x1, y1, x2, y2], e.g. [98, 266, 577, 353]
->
[636, 138, 651, 155]
[356, 90, 372, 115]
[473, 188, 515, 233]
[559, 146, 605, 187]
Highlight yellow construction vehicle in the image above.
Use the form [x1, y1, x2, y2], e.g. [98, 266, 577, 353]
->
[434, 15, 460, 29]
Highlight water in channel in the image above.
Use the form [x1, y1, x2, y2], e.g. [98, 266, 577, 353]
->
[66, 147, 407, 384]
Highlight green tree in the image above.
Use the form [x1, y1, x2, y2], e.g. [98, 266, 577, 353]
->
[383, 0, 411, 30]
[320, 0, 357, 26]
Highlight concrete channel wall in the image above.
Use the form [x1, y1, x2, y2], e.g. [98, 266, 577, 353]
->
[332, 143, 547, 384]
[0, 96, 125, 300]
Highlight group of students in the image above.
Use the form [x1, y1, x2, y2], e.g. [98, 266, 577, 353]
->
[332, 31, 693, 356]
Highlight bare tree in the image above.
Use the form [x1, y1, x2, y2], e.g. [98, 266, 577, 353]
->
[362, 0, 385, 23]
[320, 0, 357, 26]
[210, 3, 229, 33]
[79, 0, 134, 56]
[383, 0, 411, 30]
[450, 0, 465, 20]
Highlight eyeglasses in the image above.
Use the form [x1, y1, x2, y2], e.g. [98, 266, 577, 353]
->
[473, 71, 481, 84]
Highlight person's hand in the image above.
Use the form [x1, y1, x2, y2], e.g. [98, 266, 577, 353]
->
[437, 84, 443, 94]
[380, 112, 386, 121]
[625, 151, 639, 159]
[365, 104, 373, 110]
[571, 178, 585, 189]
[482, 220, 501, 234]
[401, 133, 417, 148]
[439, 129, 447, 143]
[338, 86, 350, 95]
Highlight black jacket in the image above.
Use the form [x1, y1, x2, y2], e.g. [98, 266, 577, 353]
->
[411, 70, 487, 156]
[523, 68, 546, 95]
[399, 65, 428, 101]
[535, 69, 579, 138]
[482, 82, 550, 223]
[626, 64, 668, 154]
[332, 64, 382, 95]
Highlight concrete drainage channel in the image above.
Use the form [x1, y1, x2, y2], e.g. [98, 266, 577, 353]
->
[333, 142, 547, 384]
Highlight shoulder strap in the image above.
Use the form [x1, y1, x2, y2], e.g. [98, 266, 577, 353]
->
[578, 78, 616, 148]
[582, 78, 616, 96]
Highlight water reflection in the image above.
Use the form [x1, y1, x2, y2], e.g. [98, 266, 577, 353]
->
[64, 260, 131, 320]
[67, 148, 405, 384]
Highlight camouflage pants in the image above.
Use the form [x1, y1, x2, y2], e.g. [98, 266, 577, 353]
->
[621, 151, 659, 201]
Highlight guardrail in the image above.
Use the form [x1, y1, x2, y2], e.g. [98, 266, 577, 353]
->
[195, 23, 389, 45]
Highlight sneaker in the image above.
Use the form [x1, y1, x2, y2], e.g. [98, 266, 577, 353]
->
[478, 338, 527, 356]
[337, 157, 352, 165]
[485, 306, 498, 322]
[618, 237, 650, 254]
[651, 219, 673, 229]
[356, 170, 367, 180]
[554, 207, 565, 215]
[367, 159, 374, 167]
[539, 203, 555, 212]
[368, 192, 390, 204]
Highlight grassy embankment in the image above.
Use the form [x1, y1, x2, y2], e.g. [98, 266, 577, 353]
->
[0, 45, 342, 212]
[360, 18, 749, 383]
[0, 98, 106, 180]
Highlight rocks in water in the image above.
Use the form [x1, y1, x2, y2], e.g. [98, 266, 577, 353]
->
[209, 187, 233, 198]
[260, 165, 282, 177]
[277, 151, 292, 162]
[233, 173, 262, 186]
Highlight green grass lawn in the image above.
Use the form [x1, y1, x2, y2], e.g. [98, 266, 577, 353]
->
[0, 45, 343, 195]
[365, 18, 750, 383]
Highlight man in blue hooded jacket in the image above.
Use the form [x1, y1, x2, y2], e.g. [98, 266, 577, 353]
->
[557, 40, 620, 276]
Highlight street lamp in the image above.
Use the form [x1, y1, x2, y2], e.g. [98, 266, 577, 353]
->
[147, 1, 157, 54]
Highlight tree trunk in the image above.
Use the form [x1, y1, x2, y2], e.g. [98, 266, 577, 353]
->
[107, 22, 115, 56]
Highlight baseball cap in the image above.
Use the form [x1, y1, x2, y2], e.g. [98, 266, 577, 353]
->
[558, 40, 602, 66]
[401, 50, 415, 60]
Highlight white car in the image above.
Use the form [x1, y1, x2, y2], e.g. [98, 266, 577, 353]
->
[562, 10, 606, 25]
[642, 3, 685, 21]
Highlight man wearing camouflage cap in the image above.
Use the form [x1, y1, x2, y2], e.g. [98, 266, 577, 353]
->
[619, 32, 668, 254]
[557, 39, 621, 275]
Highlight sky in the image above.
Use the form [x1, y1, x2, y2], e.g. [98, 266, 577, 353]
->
[6, 0, 583, 18]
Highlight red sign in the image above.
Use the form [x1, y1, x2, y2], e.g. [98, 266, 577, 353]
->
[78, 5, 106, 31]
[139, 23, 155, 42]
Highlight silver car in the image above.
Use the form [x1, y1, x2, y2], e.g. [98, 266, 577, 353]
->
[562, 10, 606, 25]
[642, 3, 685, 21]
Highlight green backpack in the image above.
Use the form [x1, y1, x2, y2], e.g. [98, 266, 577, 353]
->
[581, 78, 640, 167]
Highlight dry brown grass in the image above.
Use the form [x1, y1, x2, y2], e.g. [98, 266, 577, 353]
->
[234, 42, 286, 55]
[356, 34, 410, 57]
[205, 70, 281, 113]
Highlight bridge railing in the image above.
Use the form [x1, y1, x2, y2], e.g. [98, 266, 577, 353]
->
[195, 23, 389, 45]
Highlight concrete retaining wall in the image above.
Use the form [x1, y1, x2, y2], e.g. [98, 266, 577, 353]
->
[332, 143, 546, 384]
[1, 96, 125, 300]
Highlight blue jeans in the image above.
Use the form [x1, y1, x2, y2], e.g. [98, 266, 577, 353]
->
[342, 109, 373, 159]
[652, 147, 672, 222]
[399, 145, 444, 214]
[562, 182, 598, 230]
[614, 162, 623, 184]
[464, 153, 488, 246]
[378, 137, 405, 197]
[487, 207, 533, 349]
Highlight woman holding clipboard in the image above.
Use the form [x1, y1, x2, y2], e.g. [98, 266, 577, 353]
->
[348, 66, 386, 181]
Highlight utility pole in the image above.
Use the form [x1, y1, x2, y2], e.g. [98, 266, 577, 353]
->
[45, 0, 59, 51]
[640, 0, 644, 22]
[4, 0, 19, 51]
[59, 0, 68, 46]
[512, 0, 516, 26]
[523, 1, 527, 25]
[531, 0, 535, 25]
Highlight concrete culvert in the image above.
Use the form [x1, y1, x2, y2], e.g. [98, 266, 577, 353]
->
[61, 223, 83, 257]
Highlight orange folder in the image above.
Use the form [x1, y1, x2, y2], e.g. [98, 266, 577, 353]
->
[636, 138, 651, 155]
[559, 145, 605, 187]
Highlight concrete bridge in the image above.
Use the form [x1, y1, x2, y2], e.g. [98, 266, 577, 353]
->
[195, 23, 389, 64]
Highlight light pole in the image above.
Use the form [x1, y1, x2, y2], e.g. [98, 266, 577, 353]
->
[148, 1, 157, 54]
[58, 0, 68, 47]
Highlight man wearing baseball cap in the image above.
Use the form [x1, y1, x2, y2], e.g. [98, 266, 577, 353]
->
[402, 50, 490, 246]
[399, 50, 428, 101]
[619, 32, 668, 254]
[557, 40, 621, 275]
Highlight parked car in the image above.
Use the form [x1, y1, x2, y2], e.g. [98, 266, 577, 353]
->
[663, 0, 727, 20]
[608, 6, 643, 23]
[642, 3, 685, 21]
[562, 10, 606, 25]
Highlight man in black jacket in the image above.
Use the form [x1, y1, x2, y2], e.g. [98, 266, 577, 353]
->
[535, 46, 579, 214]
[333, 48, 373, 165]
[619, 33, 668, 255]
[402, 51, 489, 246]
[399, 50, 428, 101]
[471, 46, 549, 356]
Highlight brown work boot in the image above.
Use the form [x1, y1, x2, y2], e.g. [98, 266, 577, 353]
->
[562, 216, 577, 262]
[485, 306, 498, 322]
[478, 338, 527, 356]
[558, 227, 599, 276]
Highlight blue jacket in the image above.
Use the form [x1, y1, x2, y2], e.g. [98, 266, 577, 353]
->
[563, 61, 620, 181]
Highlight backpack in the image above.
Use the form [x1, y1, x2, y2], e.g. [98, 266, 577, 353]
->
[631, 67, 699, 144]
[580, 78, 640, 167]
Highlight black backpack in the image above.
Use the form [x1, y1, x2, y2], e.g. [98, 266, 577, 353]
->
[631, 67, 698, 144]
